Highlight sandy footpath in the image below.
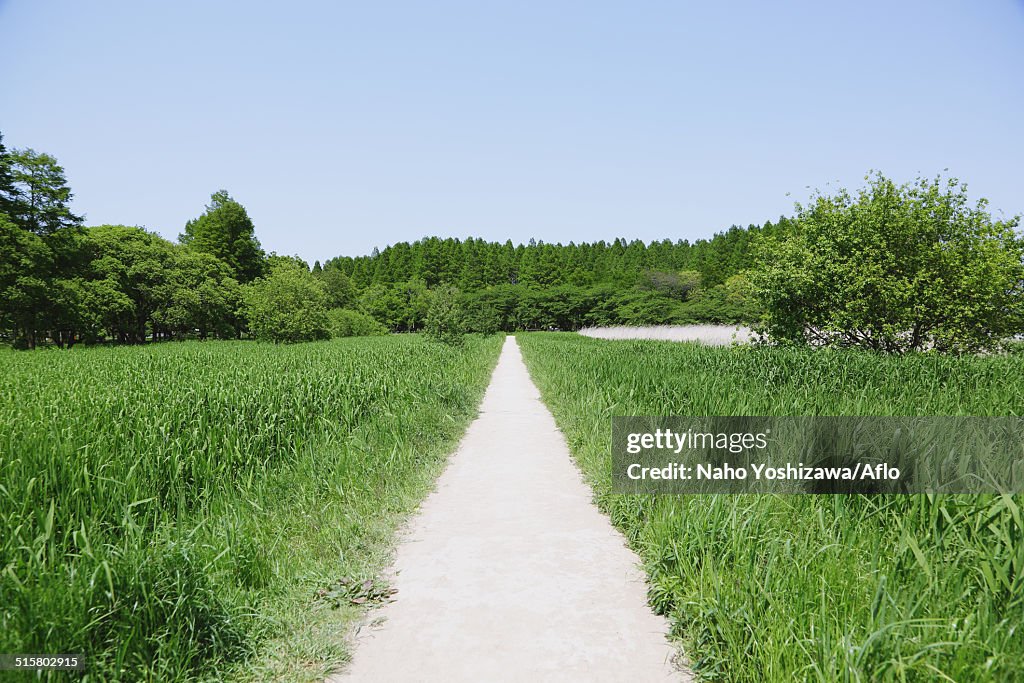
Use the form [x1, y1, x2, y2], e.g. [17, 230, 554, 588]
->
[330, 336, 687, 683]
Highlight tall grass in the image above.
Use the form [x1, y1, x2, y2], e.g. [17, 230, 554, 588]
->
[518, 333, 1023, 683]
[0, 335, 502, 681]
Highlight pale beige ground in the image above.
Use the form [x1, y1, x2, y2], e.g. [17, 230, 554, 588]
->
[579, 324, 752, 345]
[330, 336, 689, 683]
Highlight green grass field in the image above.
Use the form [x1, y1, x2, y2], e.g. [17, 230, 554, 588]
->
[518, 333, 1024, 683]
[0, 335, 502, 681]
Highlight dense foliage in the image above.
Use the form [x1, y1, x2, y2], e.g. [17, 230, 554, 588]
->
[423, 284, 467, 345]
[0, 129, 773, 348]
[519, 333, 1024, 682]
[326, 308, 388, 337]
[0, 131, 254, 346]
[0, 335, 503, 680]
[322, 230, 773, 332]
[4, 130, 1020, 352]
[752, 173, 1024, 353]
[243, 261, 330, 343]
[180, 190, 267, 284]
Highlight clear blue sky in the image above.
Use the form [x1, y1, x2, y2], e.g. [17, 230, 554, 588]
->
[1, 1, 1021, 263]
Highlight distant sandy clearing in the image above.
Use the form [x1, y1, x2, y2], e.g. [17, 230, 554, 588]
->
[579, 324, 753, 345]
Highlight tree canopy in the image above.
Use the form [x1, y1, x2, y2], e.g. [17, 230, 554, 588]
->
[424, 284, 466, 345]
[317, 229, 773, 333]
[750, 173, 1024, 353]
[0, 131, 255, 347]
[5, 129, 1019, 352]
[4, 148, 83, 236]
[242, 261, 330, 343]
[180, 190, 266, 283]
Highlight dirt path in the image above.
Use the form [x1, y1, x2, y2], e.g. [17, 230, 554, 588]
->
[331, 336, 687, 682]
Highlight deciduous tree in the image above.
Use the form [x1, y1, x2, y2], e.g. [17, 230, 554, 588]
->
[750, 173, 1024, 353]
[424, 284, 466, 345]
[242, 261, 330, 343]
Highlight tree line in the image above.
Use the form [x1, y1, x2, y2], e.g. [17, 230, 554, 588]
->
[0, 130, 272, 347]
[1, 130, 775, 348]
[4, 128, 1019, 352]
[317, 227, 788, 334]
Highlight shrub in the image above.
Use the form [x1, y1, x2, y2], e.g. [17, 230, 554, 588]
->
[750, 172, 1024, 353]
[462, 299, 502, 335]
[327, 308, 388, 338]
[637, 269, 702, 301]
[242, 262, 330, 343]
[424, 284, 466, 345]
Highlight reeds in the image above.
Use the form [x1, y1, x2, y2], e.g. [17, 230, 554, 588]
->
[519, 333, 1023, 682]
[0, 335, 502, 680]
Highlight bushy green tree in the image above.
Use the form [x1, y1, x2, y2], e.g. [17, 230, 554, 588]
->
[750, 173, 1024, 353]
[181, 191, 266, 283]
[326, 308, 388, 337]
[397, 278, 430, 331]
[318, 266, 356, 309]
[638, 269, 702, 301]
[66, 276, 133, 343]
[678, 273, 759, 323]
[265, 252, 308, 271]
[86, 225, 175, 343]
[424, 284, 466, 345]
[155, 250, 242, 339]
[0, 133, 15, 218]
[0, 139, 87, 347]
[242, 261, 330, 343]
[462, 285, 523, 332]
[607, 290, 678, 326]
[359, 284, 405, 330]
[462, 297, 502, 335]
[4, 148, 83, 235]
[0, 212, 50, 347]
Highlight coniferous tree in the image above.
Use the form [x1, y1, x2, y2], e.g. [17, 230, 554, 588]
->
[4, 148, 83, 236]
[0, 132, 15, 218]
[181, 191, 266, 283]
